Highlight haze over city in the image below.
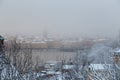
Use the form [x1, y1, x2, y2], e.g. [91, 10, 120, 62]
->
[0, 0, 120, 38]
[1, 0, 120, 80]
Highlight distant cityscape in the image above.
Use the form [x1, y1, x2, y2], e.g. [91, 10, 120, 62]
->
[4, 34, 108, 50]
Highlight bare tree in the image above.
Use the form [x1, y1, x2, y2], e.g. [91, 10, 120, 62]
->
[5, 37, 33, 74]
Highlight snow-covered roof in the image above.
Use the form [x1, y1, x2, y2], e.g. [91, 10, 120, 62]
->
[62, 65, 74, 70]
[41, 70, 61, 75]
[114, 49, 120, 56]
[114, 49, 120, 53]
[89, 64, 112, 70]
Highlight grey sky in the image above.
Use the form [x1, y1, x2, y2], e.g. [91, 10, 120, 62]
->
[0, 0, 120, 37]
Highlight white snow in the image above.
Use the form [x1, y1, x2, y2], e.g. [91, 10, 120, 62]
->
[62, 65, 74, 70]
[89, 64, 112, 71]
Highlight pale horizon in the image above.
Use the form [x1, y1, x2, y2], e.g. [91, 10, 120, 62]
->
[0, 0, 120, 38]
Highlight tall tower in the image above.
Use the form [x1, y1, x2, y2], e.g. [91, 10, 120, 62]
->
[42, 29, 48, 41]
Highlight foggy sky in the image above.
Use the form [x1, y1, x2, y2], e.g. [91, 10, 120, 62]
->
[0, 0, 120, 37]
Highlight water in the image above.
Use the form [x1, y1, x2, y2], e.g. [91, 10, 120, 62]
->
[32, 49, 77, 64]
